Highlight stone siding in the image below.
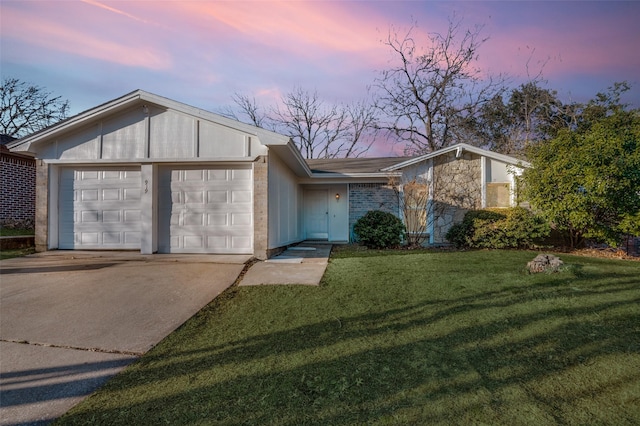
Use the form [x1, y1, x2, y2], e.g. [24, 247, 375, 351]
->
[35, 160, 49, 252]
[432, 151, 482, 243]
[349, 183, 399, 241]
[253, 155, 269, 259]
[0, 149, 36, 227]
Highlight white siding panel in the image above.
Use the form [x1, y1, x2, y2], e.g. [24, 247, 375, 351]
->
[199, 122, 248, 157]
[149, 109, 196, 158]
[268, 154, 301, 248]
[101, 109, 146, 159]
[59, 167, 142, 249]
[488, 158, 511, 182]
[56, 124, 101, 160]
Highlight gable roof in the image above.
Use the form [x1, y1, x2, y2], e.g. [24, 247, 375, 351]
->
[8, 89, 293, 151]
[382, 143, 530, 171]
[8, 89, 312, 176]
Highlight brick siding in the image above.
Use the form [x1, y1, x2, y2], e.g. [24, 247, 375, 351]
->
[349, 183, 400, 241]
[1, 149, 36, 226]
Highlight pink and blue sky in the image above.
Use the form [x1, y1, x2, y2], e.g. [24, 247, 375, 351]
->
[1, 1, 639, 154]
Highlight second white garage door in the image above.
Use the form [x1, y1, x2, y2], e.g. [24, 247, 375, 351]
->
[158, 166, 253, 254]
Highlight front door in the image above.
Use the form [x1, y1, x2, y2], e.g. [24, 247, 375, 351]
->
[304, 189, 328, 239]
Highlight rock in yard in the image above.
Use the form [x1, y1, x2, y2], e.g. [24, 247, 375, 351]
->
[527, 254, 564, 273]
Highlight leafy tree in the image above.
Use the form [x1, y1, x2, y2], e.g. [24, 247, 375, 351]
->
[462, 81, 563, 154]
[374, 17, 504, 155]
[522, 91, 640, 248]
[0, 77, 70, 138]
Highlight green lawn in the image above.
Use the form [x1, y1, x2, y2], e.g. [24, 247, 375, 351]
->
[57, 249, 640, 425]
[0, 247, 35, 260]
[0, 228, 34, 237]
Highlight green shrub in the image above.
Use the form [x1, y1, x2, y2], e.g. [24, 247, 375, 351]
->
[446, 207, 550, 249]
[446, 209, 506, 248]
[354, 210, 405, 249]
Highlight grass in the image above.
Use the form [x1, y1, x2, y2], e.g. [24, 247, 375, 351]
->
[57, 249, 640, 425]
[0, 228, 34, 237]
[0, 247, 35, 260]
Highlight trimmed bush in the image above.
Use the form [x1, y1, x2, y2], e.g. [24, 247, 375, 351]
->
[354, 210, 405, 249]
[446, 207, 550, 249]
[446, 209, 506, 248]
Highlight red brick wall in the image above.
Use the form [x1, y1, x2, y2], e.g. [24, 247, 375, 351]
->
[1, 149, 36, 226]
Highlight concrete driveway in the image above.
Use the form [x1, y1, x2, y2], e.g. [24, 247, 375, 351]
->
[0, 251, 249, 425]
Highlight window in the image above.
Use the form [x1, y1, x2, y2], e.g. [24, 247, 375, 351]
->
[486, 182, 511, 208]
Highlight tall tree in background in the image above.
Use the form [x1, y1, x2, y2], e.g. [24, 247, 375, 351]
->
[225, 87, 378, 159]
[0, 77, 70, 138]
[374, 17, 504, 155]
[522, 84, 640, 248]
[460, 81, 563, 154]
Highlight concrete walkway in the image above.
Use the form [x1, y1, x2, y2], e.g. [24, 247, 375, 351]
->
[240, 242, 332, 286]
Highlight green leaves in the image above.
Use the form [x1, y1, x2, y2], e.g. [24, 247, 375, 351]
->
[523, 101, 640, 247]
[353, 210, 405, 249]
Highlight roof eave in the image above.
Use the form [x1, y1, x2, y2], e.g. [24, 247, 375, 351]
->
[268, 141, 312, 177]
[382, 143, 531, 171]
[309, 171, 400, 179]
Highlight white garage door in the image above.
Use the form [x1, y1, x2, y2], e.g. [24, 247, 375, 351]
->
[59, 168, 142, 249]
[158, 166, 253, 254]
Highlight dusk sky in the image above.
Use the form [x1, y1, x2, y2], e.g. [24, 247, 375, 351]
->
[2, 0, 639, 155]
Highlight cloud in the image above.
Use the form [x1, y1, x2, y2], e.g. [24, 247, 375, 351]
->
[79, 0, 152, 25]
[1, 3, 172, 70]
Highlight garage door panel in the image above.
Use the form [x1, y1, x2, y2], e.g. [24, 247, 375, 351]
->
[59, 167, 142, 250]
[159, 166, 253, 254]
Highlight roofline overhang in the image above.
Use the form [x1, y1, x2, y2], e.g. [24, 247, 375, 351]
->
[268, 141, 313, 177]
[8, 89, 291, 153]
[308, 171, 400, 179]
[36, 157, 261, 165]
[382, 143, 531, 171]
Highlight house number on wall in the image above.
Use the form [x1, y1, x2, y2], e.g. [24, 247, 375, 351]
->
[144, 180, 149, 194]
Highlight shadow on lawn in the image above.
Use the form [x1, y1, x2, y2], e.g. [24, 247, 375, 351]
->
[57, 270, 640, 425]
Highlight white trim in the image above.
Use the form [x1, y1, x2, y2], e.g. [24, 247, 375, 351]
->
[382, 143, 531, 171]
[140, 164, 157, 254]
[481, 156, 487, 208]
[48, 164, 59, 249]
[41, 157, 260, 165]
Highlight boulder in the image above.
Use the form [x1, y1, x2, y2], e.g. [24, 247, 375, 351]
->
[527, 254, 564, 273]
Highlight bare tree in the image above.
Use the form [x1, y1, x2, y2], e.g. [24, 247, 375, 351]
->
[389, 175, 431, 247]
[1, 77, 70, 138]
[227, 87, 378, 159]
[375, 17, 504, 155]
[342, 99, 379, 158]
[388, 151, 483, 247]
[272, 87, 349, 159]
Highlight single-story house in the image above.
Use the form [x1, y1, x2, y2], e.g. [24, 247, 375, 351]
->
[8, 90, 528, 258]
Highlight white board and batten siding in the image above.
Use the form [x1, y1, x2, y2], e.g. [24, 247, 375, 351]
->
[58, 168, 142, 249]
[268, 154, 302, 248]
[45, 101, 269, 254]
